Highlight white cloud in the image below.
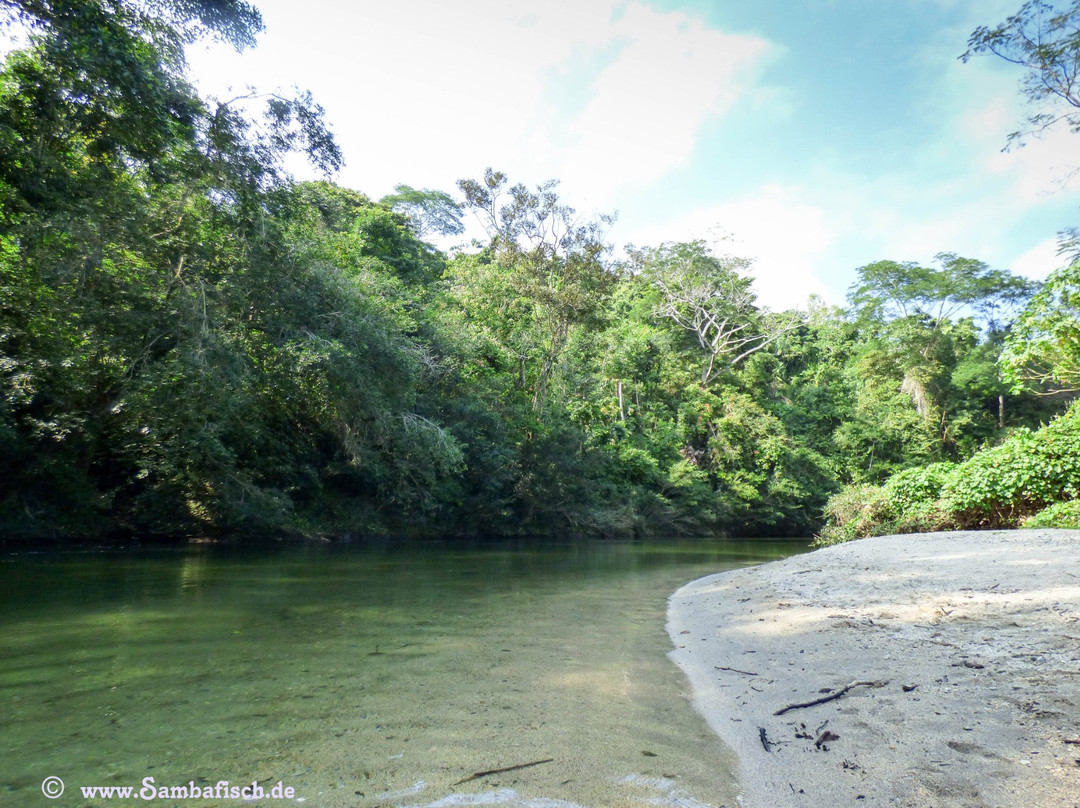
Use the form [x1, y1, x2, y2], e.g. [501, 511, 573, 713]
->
[185, 0, 771, 205]
[983, 125, 1080, 203]
[624, 185, 835, 311]
[555, 4, 772, 200]
[931, 43, 1080, 224]
[177, 0, 1080, 315]
[958, 77, 1080, 204]
[1010, 236, 1065, 281]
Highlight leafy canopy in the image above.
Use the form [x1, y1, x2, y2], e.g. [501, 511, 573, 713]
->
[380, 184, 464, 239]
[1000, 261, 1080, 392]
[848, 252, 1038, 330]
[628, 240, 802, 387]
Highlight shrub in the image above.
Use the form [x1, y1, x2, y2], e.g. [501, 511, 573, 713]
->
[889, 499, 956, 535]
[817, 402, 1080, 543]
[1022, 500, 1080, 529]
[941, 403, 1080, 527]
[815, 484, 893, 546]
[883, 462, 955, 511]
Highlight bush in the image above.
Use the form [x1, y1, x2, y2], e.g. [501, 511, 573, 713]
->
[889, 499, 956, 535]
[815, 484, 893, 546]
[1022, 500, 1080, 529]
[883, 462, 955, 511]
[817, 402, 1080, 543]
[941, 402, 1080, 527]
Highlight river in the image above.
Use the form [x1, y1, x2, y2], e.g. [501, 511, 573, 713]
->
[0, 538, 806, 807]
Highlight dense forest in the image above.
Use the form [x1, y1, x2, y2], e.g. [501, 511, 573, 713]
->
[2, 0, 1080, 543]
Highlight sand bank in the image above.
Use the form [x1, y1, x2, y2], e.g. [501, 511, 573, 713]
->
[668, 530, 1080, 807]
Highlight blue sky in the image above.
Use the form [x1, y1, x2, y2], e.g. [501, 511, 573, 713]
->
[181, 0, 1080, 310]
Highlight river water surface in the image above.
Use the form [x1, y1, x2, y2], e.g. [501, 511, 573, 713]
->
[1, 539, 806, 807]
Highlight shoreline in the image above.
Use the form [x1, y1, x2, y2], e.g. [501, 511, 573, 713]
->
[667, 529, 1080, 807]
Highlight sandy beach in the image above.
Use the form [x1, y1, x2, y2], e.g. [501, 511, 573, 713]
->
[668, 529, 1080, 808]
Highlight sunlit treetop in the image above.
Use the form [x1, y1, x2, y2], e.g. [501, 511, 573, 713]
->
[3, 0, 264, 66]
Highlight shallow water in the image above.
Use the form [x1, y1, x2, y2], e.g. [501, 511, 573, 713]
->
[0, 538, 806, 807]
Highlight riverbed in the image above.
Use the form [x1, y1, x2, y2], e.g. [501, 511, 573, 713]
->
[1, 538, 806, 807]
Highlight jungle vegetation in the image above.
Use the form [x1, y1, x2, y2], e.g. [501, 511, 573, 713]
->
[1, 0, 1078, 543]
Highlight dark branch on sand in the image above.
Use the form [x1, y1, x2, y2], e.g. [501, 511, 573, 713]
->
[774, 681, 887, 716]
[452, 758, 554, 786]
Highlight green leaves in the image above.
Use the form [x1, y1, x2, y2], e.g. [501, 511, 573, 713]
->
[629, 240, 803, 387]
[962, 1, 1080, 147]
[380, 184, 464, 239]
[849, 253, 1037, 331]
[1001, 260, 1080, 393]
[818, 402, 1080, 543]
[455, 169, 616, 415]
[940, 405, 1080, 523]
[4, 2, 1072, 543]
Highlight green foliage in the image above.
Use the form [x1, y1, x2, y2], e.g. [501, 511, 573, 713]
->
[1022, 499, 1080, 528]
[814, 464, 957, 546]
[628, 240, 803, 387]
[380, 184, 464, 239]
[818, 404, 1080, 543]
[940, 403, 1080, 525]
[5, 0, 265, 58]
[1000, 260, 1080, 393]
[850, 253, 1037, 330]
[885, 462, 957, 512]
[839, 254, 1041, 471]
[815, 485, 895, 546]
[0, 0, 442, 541]
[455, 168, 617, 415]
[4, 0, 1073, 543]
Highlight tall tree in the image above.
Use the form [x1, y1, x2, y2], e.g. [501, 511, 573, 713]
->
[629, 240, 802, 387]
[962, 1, 1080, 407]
[380, 184, 464, 239]
[457, 168, 616, 413]
[0, 0, 359, 538]
[849, 253, 1037, 333]
[845, 254, 1038, 459]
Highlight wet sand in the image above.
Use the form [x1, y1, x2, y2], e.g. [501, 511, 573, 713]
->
[668, 529, 1080, 807]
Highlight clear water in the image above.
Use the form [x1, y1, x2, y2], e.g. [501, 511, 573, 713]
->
[0, 538, 806, 807]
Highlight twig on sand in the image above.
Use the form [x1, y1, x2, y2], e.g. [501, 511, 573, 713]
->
[716, 665, 759, 676]
[774, 681, 888, 716]
[453, 758, 554, 786]
[759, 727, 773, 752]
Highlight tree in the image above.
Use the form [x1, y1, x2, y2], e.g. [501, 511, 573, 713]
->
[845, 254, 1039, 457]
[1000, 260, 1080, 392]
[0, 0, 363, 539]
[629, 240, 802, 387]
[960, 2, 1080, 407]
[4, 0, 265, 54]
[456, 168, 616, 413]
[962, 1, 1080, 147]
[849, 253, 1038, 333]
[0, 0, 261, 170]
[380, 184, 464, 239]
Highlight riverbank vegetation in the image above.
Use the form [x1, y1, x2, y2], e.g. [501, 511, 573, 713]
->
[818, 0, 1080, 544]
[2, 0, 1078, 543]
